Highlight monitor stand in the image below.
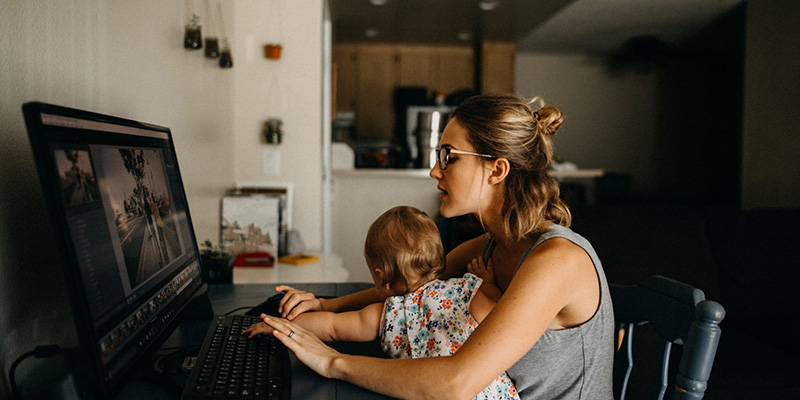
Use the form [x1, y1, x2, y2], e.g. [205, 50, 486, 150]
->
[180, 284, 215, 320]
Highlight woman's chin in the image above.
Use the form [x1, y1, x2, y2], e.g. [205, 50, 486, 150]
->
[439, 204, 458, 219]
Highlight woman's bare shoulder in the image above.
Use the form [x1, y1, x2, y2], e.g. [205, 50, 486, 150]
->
[516, 237, 599, 328]
[528, 236, 591, 268]
[511, 237, 595, 300]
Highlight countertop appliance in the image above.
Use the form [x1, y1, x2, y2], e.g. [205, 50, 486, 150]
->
[408, 106, 451, 168]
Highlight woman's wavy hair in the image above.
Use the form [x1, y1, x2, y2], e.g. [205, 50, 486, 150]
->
[364, 206, 446, 289]
[451, 94, 571, 240]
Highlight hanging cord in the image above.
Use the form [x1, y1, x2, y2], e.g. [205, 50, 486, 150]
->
[204, 0, 216, 38]
[184, 0, 191, 25]
[217, 0, 229, 48]
[9, 345, 80, 400]
[266, 0, 285, 45]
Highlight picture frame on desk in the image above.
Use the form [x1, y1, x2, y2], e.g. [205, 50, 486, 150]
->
[221, 189, 287, 257]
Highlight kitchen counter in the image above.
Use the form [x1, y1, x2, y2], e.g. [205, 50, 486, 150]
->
[330, 168, 604, 282]
[332, 168, 605, 180]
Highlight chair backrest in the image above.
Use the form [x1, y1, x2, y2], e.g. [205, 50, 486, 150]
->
[610, 275, 725, 400]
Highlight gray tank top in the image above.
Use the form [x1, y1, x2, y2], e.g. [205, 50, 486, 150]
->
[483, 224, 614, 400]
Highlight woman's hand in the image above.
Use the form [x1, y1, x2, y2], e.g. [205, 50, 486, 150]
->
[468, 256, 495, 284]
[275, 285, 324, 320]
[242, 315, 274, 338]
[261, 314, 341, 379]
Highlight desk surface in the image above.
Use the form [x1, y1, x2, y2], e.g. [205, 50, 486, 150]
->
[233, 253, 350, 284]
[116, 283, 392, 400]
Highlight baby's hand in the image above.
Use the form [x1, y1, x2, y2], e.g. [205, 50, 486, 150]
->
[242, 313, 275, 338]
[468, 257, 495, 284]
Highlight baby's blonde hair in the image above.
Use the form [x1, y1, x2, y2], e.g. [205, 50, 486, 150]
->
[364, 206, 446, 290]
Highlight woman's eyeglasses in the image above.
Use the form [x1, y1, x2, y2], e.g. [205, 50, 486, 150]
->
[435, 147, 495, 170]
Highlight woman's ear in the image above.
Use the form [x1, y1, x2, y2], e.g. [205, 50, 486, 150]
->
[487, 157, 511, 184]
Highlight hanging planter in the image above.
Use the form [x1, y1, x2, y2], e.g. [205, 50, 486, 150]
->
[264, 118, 283, 144]
[217, 2, 233, 68]
[183, 13, 203, 50]
[203, 0, 219, 58]
[204, 37, 219, 58]
[263, 1, 284, 61]
[219, 38, 233, 68]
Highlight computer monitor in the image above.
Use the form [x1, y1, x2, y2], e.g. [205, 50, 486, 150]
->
[22, 102, 209, 397]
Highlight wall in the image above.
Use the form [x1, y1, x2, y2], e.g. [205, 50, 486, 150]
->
[742, 0, 800, 208]
[517, 2, 800, 209]
[514, 5, 746, 206]
[514, 54, 662, 197]
[232, 0, 324, 249]
[0, 0, 323, 397]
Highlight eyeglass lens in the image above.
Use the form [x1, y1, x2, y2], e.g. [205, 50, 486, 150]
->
[437, 148, 448, 170]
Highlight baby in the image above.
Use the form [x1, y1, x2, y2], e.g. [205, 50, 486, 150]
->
[244, 206, 518, 400]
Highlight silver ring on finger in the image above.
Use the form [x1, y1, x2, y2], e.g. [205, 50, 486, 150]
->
[288, 330, 295, 338]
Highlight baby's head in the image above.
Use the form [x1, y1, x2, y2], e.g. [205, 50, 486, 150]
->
[364, 206, 445, 295]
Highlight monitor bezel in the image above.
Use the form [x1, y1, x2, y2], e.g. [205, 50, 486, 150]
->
[22, 101, 208, 397]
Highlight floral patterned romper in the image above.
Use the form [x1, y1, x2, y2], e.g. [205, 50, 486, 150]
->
[379, 273, 520, 400]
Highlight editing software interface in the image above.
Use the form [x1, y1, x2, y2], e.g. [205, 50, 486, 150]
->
[24, 103, 206, 393]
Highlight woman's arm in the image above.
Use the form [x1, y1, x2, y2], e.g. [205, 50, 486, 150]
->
[265, 239, 597, 399]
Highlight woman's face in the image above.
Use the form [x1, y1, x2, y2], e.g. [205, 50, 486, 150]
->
[429, 118, 492, 218]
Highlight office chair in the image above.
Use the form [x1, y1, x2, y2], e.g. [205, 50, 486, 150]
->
[610, 275, 725, 400]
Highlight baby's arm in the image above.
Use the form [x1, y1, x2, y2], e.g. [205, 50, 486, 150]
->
[468, 257, 503, 302]
[468, 286, 498, 323]
[243, 303, 383, 342]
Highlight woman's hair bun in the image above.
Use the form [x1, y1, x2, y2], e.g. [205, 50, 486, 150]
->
[535, 105, 564, 137]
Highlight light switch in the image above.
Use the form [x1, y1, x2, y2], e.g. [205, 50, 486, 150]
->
[263, 147, 280, 176]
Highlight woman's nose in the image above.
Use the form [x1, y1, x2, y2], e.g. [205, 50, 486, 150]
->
[429, 163, 442, 179]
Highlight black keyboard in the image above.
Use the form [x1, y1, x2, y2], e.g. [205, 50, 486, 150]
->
[182, 314, 291, 400]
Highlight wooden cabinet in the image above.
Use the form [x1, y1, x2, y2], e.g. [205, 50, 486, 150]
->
[333, 43, 513, 140]
[334, 44, 471, 140]
[482, 41, 516, 95]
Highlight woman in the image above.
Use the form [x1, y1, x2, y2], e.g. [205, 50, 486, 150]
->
[264, 94, 614, 399]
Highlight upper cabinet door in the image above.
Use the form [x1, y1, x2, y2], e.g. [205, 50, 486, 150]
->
[333, 43, 513, 140]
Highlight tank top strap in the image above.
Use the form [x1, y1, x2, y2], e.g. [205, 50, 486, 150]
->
[482, 235, 497, 265]
[514, 225, 567, 273]
[484, 229, 559, 273]
[515, 239, 540, 273]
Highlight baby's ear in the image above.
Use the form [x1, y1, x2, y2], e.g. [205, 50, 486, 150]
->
[373, 268, 391, 288]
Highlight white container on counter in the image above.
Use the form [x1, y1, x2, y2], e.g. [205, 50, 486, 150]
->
[332, 142, 355, 169]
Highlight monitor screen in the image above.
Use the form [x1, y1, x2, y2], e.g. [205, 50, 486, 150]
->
[22, 102, 207, 396]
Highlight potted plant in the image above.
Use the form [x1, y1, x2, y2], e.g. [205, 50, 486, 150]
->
[199, 240, 235, 284]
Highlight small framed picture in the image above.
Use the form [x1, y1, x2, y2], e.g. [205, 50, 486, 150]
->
[221, 193, 282, 256]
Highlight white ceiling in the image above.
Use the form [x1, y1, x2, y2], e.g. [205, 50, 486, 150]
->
[330, 0, 745, 54]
